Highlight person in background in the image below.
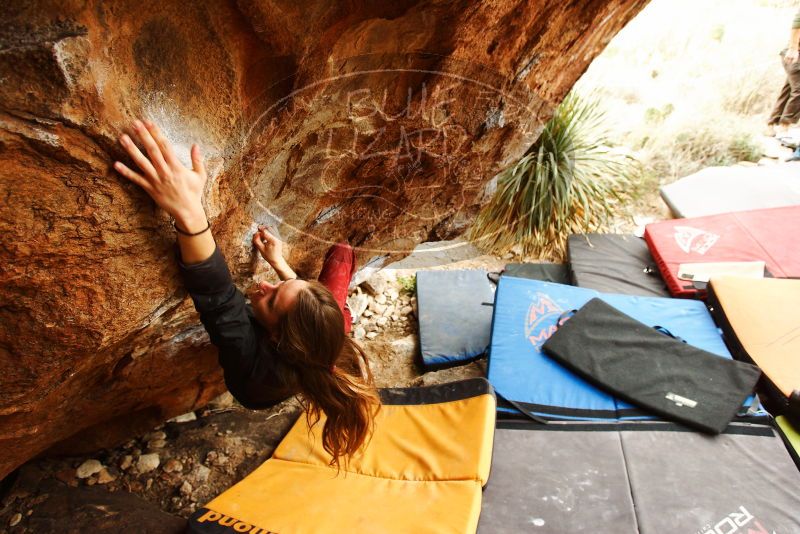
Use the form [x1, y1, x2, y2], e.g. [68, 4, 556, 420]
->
[766, 9, 800, 138]
[113, 119, 380, 467]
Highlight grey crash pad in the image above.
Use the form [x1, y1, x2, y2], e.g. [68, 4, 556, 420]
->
[660, 165, 800, 219]
[416, 269, 495, 369]
[478, 421, 800, 533]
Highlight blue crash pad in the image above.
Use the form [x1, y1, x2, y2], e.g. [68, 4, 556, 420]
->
[487, 276, 756, 422]
[416, 270, 496, 369]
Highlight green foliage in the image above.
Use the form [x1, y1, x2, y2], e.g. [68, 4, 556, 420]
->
[727, 133, 762, 163]
[639, 125, 762, 180]
[397, 275, 416, 294]
[710, 24, 725, 42]
[469, 93, 637, 258]
[644, 103, 674, 124]
[722, 68, 780, 116]
[670, 128, 760, 166]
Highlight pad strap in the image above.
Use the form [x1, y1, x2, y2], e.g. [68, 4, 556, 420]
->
[652, 325, 688, 344]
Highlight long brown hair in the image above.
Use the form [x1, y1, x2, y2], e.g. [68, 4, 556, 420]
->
[276, 280, 380, 468]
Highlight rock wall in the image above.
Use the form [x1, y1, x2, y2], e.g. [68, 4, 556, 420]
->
[0, 0, 648, 479]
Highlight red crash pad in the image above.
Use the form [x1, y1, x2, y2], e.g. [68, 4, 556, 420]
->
[644, 206, 800, 298]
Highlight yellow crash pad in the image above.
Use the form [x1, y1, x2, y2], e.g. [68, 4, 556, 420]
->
[708, 276, 800, 416]
[188, 378, 496, 534]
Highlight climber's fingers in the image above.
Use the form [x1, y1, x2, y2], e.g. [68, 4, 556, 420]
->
[191, 144, 206, 176]
[132, 120, 170, 179]
[119, 133, 158, 181]
[143, 120, 181, 170]
[258, 225, 279, 246]
[252, 231, 266, 252]
[113, 161, 153, 194]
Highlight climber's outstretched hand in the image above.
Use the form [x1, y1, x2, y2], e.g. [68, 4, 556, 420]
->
[114, 119, 207, 221]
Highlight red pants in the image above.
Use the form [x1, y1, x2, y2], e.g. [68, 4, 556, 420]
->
[317, 243, 355, 333]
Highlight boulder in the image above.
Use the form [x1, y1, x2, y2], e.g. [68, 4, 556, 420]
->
[0, 0, 648, 479]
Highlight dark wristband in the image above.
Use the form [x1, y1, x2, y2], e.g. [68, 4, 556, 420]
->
[174, 218, 211, 236]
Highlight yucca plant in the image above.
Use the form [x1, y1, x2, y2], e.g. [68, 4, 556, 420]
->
[469, 92, 636, 258]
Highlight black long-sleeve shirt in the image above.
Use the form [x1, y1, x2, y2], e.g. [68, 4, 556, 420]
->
[174, 242, 293, 409]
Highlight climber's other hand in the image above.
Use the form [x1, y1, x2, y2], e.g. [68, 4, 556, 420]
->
[113, 119, 207, 221]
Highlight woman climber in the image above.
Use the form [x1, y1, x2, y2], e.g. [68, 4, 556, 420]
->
[113, 119, 380, 467]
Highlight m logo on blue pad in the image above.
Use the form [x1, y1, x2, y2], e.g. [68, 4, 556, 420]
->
[525, 293, 563, 348]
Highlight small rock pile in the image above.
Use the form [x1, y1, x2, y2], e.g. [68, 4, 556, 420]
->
[0, 397, 303, 529]
[31, 394, 264, 518]
[56, 429, 185, 494]
[347, 270, 416, 341]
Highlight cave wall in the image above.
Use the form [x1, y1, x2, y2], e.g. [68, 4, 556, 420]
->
[0, 0, 648, 479]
